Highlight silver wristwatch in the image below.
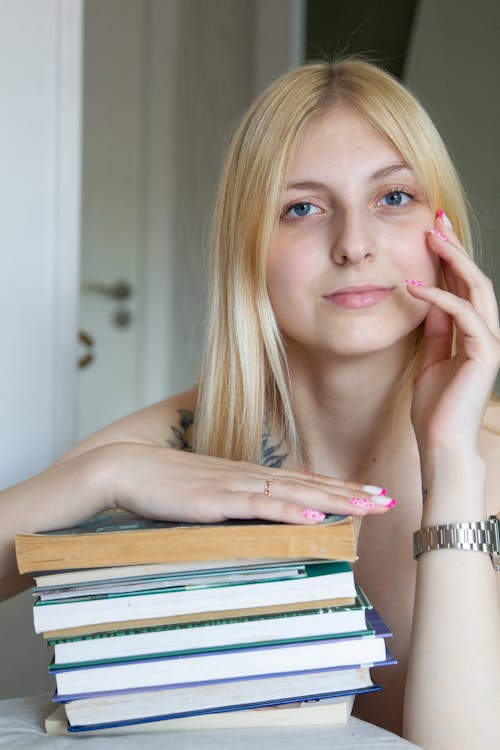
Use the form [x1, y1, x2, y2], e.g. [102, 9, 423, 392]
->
[413, 515, 500, 570]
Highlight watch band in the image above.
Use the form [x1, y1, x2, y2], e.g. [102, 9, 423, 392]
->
[413, 515, 500, 571]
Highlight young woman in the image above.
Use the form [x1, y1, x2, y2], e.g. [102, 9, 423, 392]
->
[1, 59, 499, 749]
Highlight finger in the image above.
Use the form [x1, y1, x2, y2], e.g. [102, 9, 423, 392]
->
[250, 477, 395, 517]
[441, 258, 459, 297]
[427, 230, 500, 331]
[419, 302, 454, 370]
[406, 283, 496, 359]
[245, 464, 385, 497]
[217, 489, 390, 526]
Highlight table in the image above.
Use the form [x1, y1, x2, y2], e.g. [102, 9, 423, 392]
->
[0, 693, 423, 749]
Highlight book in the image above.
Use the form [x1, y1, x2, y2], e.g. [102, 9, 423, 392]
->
[16, 508, 358, 574]
[33, 559, 317, 588]
[35, 561, 309, 601]
[41, 595, 357, 640]
[57, 665, 384, 728]
[49, 586, 372, 667]
[32, 561, 356, 634]
[46, 695, 356, 734]
[51, 610, 391, 697]
[35, 565, 307, 602]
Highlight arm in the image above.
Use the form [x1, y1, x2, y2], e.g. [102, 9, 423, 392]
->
[0, 392, 394, 602]
[403, 215, 500, 749]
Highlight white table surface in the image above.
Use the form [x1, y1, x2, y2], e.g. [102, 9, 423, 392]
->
[0, 693, 424, 749]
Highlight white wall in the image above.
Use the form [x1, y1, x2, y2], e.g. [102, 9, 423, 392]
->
[0, 0, 82, 697]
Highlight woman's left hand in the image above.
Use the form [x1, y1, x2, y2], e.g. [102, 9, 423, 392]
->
[406, 213, 500, 461]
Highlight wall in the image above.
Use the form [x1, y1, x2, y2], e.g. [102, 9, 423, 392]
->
[404, 0, 500, 391]
[164, 0, 255, 395]
[0, 0, 82, 697]
[0, 0, 259, 699]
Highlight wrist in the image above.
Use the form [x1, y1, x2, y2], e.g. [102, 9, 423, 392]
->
[420, 454, 487, 527]
[63, 444, 120, 520]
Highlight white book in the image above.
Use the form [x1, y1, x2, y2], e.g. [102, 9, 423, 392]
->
[53, 634, 388, 696]
[46, 696, 354, 735]
[33, 563, 355, 634]
[52, 605, 369, 666]
[61, 667, 370, 727]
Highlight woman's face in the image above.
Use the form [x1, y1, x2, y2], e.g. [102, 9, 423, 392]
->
[267, 106, 439, 360]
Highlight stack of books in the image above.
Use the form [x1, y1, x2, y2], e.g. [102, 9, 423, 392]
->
[15, 509, 395, 735]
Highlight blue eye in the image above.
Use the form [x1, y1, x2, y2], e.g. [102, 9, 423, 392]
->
[284, 202, 320, 219]
[379, 190, 413, 207]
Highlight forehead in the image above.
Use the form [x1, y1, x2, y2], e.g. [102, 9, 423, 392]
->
[287, 106, 404, 180]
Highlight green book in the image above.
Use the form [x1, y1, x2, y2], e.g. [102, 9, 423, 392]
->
[49, 585, 372, 669]
[32, 562, 356, 634]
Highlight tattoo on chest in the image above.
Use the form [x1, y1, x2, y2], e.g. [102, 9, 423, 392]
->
[261, 426, 287, 468]
[167, 408, 194, 451]
[167, 409, 288, 467]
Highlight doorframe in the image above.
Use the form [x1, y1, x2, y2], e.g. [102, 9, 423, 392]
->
[53, 0, 83, 456]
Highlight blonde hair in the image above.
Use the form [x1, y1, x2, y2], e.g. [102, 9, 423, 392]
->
[194, 58, 472, 462]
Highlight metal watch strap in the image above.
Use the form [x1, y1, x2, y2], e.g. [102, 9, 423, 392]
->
[413, 515, 500, 571]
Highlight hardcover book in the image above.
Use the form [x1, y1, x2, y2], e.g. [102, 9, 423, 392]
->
[49, 586, 372, 667]
[51, 610, 391, 697]
[56, 666, 381, 728]
[46, 695, 359, 734]
[32, 561, 356, 634]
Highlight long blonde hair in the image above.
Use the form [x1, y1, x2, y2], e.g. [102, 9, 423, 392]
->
[194, 58, 472, 462]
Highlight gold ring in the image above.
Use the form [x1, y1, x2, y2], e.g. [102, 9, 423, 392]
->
[263, 478, 275, 497]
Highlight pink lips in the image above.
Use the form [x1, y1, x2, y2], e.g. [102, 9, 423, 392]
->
[324, 285, 392, 309]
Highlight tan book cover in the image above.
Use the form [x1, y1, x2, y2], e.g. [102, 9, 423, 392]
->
[16, 509, 358, 574]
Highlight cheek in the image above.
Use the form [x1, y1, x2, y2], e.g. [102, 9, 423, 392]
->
[267, 238, 314, 299]
[396, 233, 440, 285]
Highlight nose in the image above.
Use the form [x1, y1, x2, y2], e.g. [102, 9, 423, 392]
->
[330, 209, 375, 265]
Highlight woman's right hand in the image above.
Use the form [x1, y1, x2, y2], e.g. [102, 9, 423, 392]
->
[103, 442, 396, 525]
[0, 439, 394, 601]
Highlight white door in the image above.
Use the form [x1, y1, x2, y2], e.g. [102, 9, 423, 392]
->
[76, 0, 147, 440]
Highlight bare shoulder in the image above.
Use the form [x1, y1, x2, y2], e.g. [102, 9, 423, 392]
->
[57, 387, 198, 462]
[480, 397, 500, 517]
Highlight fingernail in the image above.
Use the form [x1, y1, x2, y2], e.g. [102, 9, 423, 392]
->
[362, 484, 386, 495]
[372, 497, 397, 508]
[360, 485, 395, 507]
[350, 498, 374, 510]
[301, 508, 326, 521]
[437, 210, 453, 229]
[405, 279, 425, 286]
[429, 228, 449, 241]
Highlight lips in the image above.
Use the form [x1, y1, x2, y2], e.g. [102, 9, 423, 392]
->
[323, 285, 393, 309]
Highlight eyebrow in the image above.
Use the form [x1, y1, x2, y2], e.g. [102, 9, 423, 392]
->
[369, 162, 412, 181]
[285, 163, 413, 193]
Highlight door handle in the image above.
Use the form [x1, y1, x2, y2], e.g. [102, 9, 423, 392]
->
[78, 329, 95, 369]
[82, 280, 132, 300]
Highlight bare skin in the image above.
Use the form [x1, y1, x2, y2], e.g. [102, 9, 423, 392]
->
[1, 107, 498, 748]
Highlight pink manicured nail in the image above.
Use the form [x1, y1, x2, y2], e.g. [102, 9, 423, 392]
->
[302, 508, 326, 521]
[429, 228, 449, 241]
[437, 210, 453, 229]
[370, 495, 397, 508]
[350, 498, 374, 510]
[405, 279, 425, 286]
[383, 498, 397, 509]
[362, 484, 386, 496]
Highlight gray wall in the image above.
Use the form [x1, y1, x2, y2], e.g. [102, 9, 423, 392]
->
[405, 0, 500, 391]
[166, 0, 255, 395]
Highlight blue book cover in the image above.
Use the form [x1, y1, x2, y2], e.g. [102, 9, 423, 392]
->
[65, 684, 382, 732]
